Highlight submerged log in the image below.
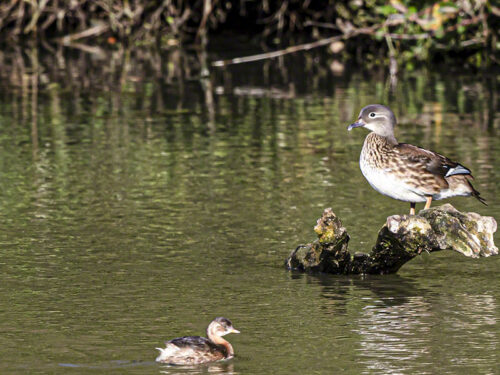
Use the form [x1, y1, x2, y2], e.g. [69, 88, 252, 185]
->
[285, 204, 498, 275]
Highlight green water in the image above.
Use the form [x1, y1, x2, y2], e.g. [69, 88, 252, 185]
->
[0, 48, 499, 374]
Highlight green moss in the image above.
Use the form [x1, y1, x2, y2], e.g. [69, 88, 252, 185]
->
[287, 204, 496, 275]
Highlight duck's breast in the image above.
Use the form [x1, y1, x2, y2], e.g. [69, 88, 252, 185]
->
[359, 151, 426, 203]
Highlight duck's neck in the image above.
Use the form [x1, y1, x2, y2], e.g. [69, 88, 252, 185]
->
[366, 132, 398, 148]
[210, 335, 234, 357]
[207, 326, 234, 357]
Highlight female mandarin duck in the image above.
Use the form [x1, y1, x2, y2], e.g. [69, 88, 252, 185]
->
[348, 104, 486, 214]
[156, 317, 239, 365]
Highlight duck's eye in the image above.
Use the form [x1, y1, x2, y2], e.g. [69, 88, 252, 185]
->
[369, 112, 376, 118]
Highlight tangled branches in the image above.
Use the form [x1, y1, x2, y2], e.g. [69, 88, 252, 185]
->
[0, 1, 497, 66]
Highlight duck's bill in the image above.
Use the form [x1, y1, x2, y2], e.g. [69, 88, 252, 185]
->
[347, 122, 364, 131]
[230, 328, 240, 334]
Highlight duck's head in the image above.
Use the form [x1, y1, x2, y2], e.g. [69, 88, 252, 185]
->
[347, 104, 397, 140]
[207, 317, 240, 338]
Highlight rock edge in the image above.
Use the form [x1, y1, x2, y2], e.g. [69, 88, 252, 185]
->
[285, 204, 498, 275]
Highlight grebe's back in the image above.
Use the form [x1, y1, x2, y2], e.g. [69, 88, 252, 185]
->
[156, 317, 239, 365]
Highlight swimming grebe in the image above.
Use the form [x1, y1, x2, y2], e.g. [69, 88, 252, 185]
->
[156, 317, 240, 365]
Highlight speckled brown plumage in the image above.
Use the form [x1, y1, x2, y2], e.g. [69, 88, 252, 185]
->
[348, 104, 486, 213]
[156, 317, 239, 365]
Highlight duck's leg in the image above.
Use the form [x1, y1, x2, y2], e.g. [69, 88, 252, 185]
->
[424, 196, 433, 210]
[410, 202, 416, 215]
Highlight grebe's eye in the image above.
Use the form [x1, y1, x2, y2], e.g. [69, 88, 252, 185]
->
[369, 112, 376, 118]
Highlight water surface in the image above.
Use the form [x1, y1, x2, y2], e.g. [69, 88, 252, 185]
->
[0, 46, 499, 374]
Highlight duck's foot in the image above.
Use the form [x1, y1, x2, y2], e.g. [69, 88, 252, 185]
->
[424, 196, 433, 209]
[410, 202, 416, 215]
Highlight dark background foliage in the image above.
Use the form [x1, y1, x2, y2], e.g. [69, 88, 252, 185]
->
[0, 1, 497, 66]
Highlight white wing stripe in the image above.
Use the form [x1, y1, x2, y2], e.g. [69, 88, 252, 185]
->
[445, 164, 470, 177]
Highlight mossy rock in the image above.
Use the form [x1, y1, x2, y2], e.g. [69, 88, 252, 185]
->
[286, 204, 498, 275]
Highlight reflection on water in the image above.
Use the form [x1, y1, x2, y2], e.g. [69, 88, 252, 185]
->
[0, 45, 498, 374]
[59, 360, 156, 369]
[306, 268, 500, 375]
[356, 295, 433, 374]
[354, 290, 498, 375]
[318, 275, 427, 315]
[158, 362, 235, 375]
[59, 359, 237, 374]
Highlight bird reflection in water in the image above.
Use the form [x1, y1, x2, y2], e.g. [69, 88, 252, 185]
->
[158, 361, 235, 375]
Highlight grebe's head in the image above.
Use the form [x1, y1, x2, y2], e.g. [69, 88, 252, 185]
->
[208, 317, 240, 337]
[347, 104, 397, 139]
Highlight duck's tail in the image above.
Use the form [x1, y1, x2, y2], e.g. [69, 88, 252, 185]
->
[155, 347, 168, 362]
[472, 189, 487, 205]
[466, 177, 487, 206]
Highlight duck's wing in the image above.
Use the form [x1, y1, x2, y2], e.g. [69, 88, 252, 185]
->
[168, 336, 213, 351]
[156, 336, 224, 364]
[394, 143, 487, 204]
[396, 143, 472, 178]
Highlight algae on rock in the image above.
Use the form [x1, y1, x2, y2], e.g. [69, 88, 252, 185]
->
[285, 204, 498, 275]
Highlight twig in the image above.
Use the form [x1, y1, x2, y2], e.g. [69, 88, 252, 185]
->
[444, 15, 481, 33]
[196, 0, 215, 44]
[303, 20, 338, 30]
[24, 0, 50, 34]
[212, 34, 343, 66]
[212, 21, 385, 67]
[434, 37, 485, 50]
[0, 0, 18, 28]
[386, 33, 429, 40]
[460, 38, 484, 47]
[57, 24, 109, 44]
[385, 34, 397, 87]
[63, 42, 106, 56]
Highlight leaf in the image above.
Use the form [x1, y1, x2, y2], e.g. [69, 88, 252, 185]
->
[376, 5, 398, 16]
[375, 29, 385, 41]
[407, 6, 417, 15]
[434, 26, 445, 39]
[438, 2, 458, 9]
